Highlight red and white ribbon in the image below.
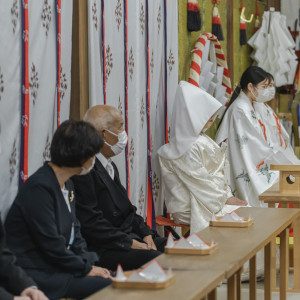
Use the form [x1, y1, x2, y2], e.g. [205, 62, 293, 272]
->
[188, 33, 232, 102]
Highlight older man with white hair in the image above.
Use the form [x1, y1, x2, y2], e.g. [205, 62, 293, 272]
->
[73, 105, 166, 271]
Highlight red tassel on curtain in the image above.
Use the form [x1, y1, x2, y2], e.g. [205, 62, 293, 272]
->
[187, 0, 201, 32]
[212, 0, 224, 41]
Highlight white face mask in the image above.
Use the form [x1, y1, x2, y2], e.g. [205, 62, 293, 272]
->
[105, 129, 128, 156]
[251, 86, 275, 103]
[79, 157, 95, 176]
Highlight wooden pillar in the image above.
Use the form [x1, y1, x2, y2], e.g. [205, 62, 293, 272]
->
[226, 0, 234, 85]
[70, 0, 89, 120]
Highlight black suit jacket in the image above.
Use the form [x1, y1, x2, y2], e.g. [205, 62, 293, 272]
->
[0, 216, 35, 300]
[5, 163, 98, 299]
[73, 158, 151, 254]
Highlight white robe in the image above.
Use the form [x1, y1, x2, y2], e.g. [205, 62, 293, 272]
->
[159, 134, 239, 233]
[216, 92, 300, 207]
[254, 102, 300, 165]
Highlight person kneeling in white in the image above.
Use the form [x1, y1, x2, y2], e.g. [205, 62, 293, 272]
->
[158, 81, 247, 234]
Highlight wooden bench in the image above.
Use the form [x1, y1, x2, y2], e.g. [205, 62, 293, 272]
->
[86, 269, 224, 300]
[259, 179, 300, 292]
[87, 207, 300, 300]
[157, 207, 300, 300]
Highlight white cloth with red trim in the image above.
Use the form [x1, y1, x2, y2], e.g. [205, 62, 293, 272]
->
[215, 92, 300, 207]
[158, 81, 239, 233]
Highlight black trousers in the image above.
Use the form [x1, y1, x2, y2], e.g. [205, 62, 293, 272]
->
[64, 276, 111, 300]
[98, 237, 166, 271]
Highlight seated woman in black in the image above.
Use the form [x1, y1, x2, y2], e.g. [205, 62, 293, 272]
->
[5, 120, 112, 300]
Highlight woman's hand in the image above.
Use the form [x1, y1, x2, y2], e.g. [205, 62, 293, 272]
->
[87, 266, 113, 279]
[226, 197, 247, 206]
[19, 287, 48, 300]
[131, 239, 150, 250]
[143, 235, 157, 250]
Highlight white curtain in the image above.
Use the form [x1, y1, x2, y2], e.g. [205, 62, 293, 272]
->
[127, 0, 148, 216]
[87, 0, 178, 221]
[0, 0, 73, 219]
[0, 0, 22, 219]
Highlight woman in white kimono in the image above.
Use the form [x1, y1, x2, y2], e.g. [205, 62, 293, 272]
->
[157, 81, 247, 234]
[216, 66, 300, 208]
[253, 74, 300, 165]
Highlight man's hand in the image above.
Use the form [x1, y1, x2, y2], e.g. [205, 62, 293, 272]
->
[87, 266, 113, 279]
[226, 197, 247, 206]
[19, 287, 48, 300]
[143, 235, 157, 250]
[131, 239, 150, 250]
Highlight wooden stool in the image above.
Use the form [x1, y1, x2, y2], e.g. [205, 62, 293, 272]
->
[155, 216, 190, 239]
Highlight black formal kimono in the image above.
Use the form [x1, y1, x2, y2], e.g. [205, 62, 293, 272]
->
[5, 163, 111, 300]
[73, 158, 166, 271]
[0, 216, 35, 300]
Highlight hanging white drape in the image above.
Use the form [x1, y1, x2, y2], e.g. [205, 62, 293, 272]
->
[248, 10, 298, 87]
[0, 0, 22, 218]
[87, 0, 178, 220]
[0, 0, 73, 219]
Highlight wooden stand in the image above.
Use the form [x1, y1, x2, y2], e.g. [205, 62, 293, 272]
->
[165, 242, 218, 255]
[112, 274, 175, 289]
[270, 164, 300, 194]
[210, 217, 253, 228]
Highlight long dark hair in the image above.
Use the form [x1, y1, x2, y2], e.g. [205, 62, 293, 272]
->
[218, 66, 274, 129]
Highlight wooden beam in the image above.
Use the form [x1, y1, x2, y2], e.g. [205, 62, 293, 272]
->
[70, 0, 89, 120]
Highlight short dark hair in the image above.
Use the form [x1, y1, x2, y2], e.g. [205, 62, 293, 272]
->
[50, 120, 103, 167]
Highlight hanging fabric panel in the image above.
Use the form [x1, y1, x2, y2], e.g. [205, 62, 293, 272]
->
[59, 0, 73, 123]
[27, 0, 58, 176]
[88, 0, 104, 107]
[127, 0, 148, 215]
[0, 0, 22, 218]
[86, 0, 179, 221]
[103, 0, 127, 188]
[148, 0, 165, 226]
[0, 0, 73, 219]
[158, 0, 179, 216]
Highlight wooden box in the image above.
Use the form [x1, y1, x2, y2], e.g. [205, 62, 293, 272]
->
[270, 164, 300, 195]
